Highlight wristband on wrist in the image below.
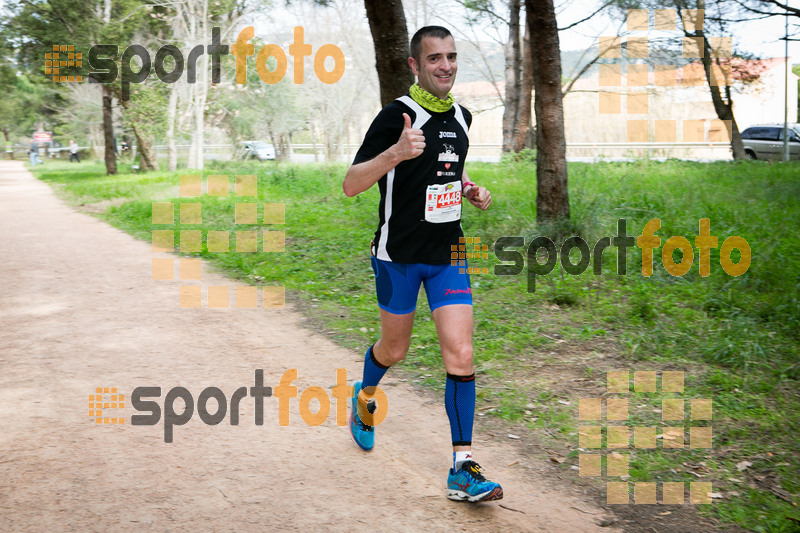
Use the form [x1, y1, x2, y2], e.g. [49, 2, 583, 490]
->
[462, 181, 476, 193]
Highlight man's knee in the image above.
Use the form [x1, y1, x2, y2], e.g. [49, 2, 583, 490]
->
[375, 338, 410, 366]
[445, 344, 473, 375]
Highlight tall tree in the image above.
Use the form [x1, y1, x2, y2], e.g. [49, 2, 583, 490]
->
[614, 0, 766, 159]
[513, 21, 534, 152]
[101, 85, 117, 173]
[0, 56, 52, 156]
[502, 0, 522, 153]
[364, 0, 414, 106]
[459, 0, 535, 152]
[1, 0, 93, 159]
[164, 0, 250, 170]
[1, 0, 150, 175]
[526, 0, 570, 224]
[676, 0, 746, 159]
[100, 0, 117, 174]
[0, 60, 19, 158]
[119, 83, 167, 172]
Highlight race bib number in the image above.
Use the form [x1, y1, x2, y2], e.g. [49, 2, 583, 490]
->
[425, 181, 461, 223]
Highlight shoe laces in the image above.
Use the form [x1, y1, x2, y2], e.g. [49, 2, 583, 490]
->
[355, 418, 374, 432]
[354, 398, 376, 432]
[461, 460, 488, 482]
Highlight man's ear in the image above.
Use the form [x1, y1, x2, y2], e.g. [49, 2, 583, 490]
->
[408, 56, 419, 77]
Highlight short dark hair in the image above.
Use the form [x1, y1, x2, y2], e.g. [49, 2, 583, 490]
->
[410, 26, 453, 63]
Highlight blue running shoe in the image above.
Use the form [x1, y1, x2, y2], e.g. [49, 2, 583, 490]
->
[349, 380, 374, 451]
[447, 461, 503, 502]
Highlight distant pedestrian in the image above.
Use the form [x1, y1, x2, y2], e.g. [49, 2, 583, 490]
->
[69, 140, 80, 163]
[29, 139, 43, 166]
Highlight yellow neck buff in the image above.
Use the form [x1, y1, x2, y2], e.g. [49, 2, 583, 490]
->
[409, 83, 454, 113]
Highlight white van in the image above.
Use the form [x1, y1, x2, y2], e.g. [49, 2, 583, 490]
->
[741, 124, 800, 161]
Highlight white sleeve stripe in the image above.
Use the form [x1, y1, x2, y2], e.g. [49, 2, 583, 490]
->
[453, 103, 469, 139]
[376, 167, 394, 261]
[397, 96, 431, 129]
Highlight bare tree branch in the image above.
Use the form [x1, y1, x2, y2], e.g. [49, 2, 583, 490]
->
[452, 0, 509, 25]
[750, 0, 800, 16]
[558, 0, 617, 31]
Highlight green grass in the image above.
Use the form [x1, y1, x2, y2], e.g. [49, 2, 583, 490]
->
[32, 158, 800, 532]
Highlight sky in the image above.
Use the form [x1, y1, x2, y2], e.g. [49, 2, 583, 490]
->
[255, 0, 800, 63]
[554, 0, 799, 61]
[0, 0, 796, 62]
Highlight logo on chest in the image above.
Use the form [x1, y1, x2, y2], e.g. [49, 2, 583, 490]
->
[438, 143, 459, 163]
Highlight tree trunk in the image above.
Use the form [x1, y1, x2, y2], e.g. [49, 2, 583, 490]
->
[191, 17, 208, 171]
[311, 120, 319, 162]
[702, 55, 745, 160]
[3, 128, 12, 160]
[191, 80, 206, 169]
[185, 1, 209, 171]
[102, 84, 117, 175]
[130, 122, 159, 171]
[527, 0, 569, 224]
[187, 83, 197, 169]
[325, 126, 334, 162]
[692, 0, 746, 159]
[166, 82, 179, 171]
[191, 7, 209, 170]
[118, 96, 159, 171]
[502, 0, 522, 153]
[100, 0, 117, 175]
[267, 125, 285, 162]
[278, 133, 290, 163]
[89, 122, 102, 159]
[512, 21, 534, 153]
[364, 0, 414, 106]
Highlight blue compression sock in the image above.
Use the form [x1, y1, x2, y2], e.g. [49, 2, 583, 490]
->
[361, 344, 390, 390]
[445, 373, 475, 447]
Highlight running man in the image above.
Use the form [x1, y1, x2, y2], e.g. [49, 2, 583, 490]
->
[342, 26, 502, 503]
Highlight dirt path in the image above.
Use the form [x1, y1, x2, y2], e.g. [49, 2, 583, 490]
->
[0, 161, 617, 532]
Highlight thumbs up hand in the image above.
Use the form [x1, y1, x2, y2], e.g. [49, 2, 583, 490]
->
[393, 112, 425, 161]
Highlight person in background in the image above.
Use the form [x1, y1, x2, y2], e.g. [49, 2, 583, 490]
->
[29, 138, 42, 166]
[69, 140, 80, 163]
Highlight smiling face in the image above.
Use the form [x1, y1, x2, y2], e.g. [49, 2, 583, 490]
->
[409, 35, 457, 100]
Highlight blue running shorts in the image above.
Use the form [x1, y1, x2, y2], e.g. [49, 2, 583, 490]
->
[370, 256, 473, 315]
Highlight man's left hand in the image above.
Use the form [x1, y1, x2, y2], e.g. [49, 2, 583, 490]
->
[464, 185, 492, 211]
